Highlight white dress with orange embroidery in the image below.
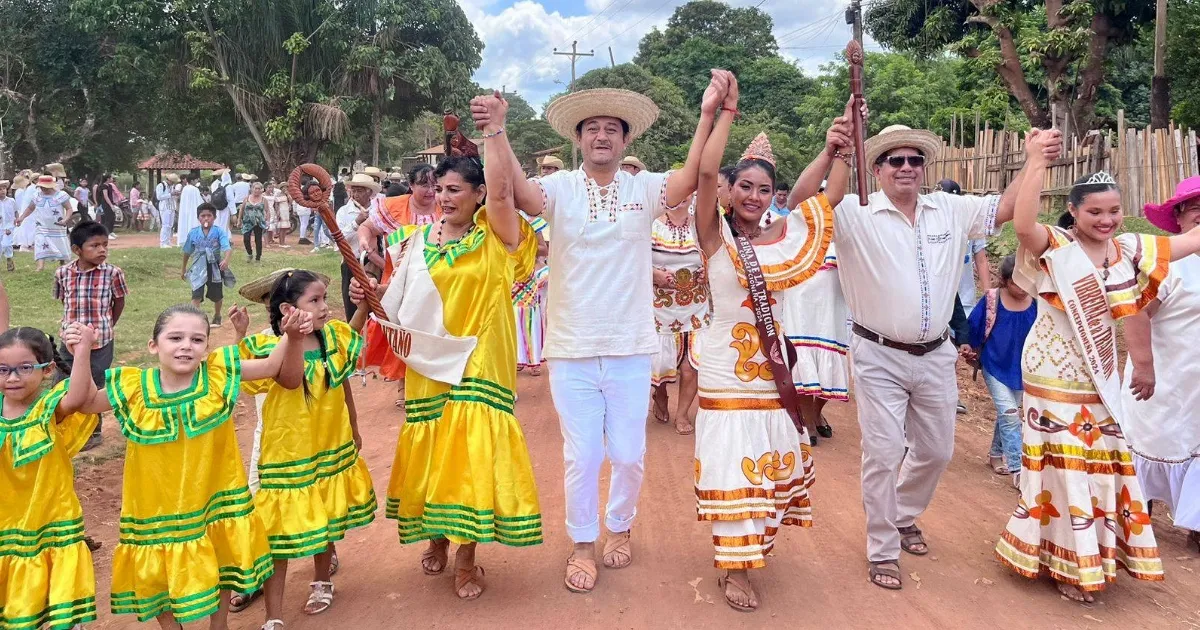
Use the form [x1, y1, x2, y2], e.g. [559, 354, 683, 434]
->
[650, 214, 711, 385]
[693, 194, 832, 570]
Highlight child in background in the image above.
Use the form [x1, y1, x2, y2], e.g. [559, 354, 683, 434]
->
[0, 323, 100, 630]
[0, 180, 16, 271]
[80, 304, 310, 629]
[966, 255, 1036, 482]
[16, 175, 73, 272]
[237, 270, 374, 629]
[181, 202, 234, 328]
[54, 221, 128, 451]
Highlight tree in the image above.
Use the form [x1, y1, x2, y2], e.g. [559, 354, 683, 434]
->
[635, 0, 780, 105]
[1168, 0, 1200, 129]
[564, 64, 697, 171]
[866, 0, 1156, 138]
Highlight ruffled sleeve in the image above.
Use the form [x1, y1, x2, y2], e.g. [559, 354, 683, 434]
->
[322, 320, 363, 389]
[238, 333, 278, 396]
[1012, 225, 1074, 310]
[1, 380, 97, 466]
[721, 192, 835, 291]
[108, 346, 242, 445]
[1109, 232, 1171, 319]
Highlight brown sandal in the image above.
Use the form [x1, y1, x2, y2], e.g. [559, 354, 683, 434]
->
[716, 574, 758, 612]
[602, 531, 632, 569]
[564, 556, 598, 593]
[420, 540, 449, 575]
[869, 561, 903, 590]
[454, 565, 485, 600]
[898, 525, 929, 556]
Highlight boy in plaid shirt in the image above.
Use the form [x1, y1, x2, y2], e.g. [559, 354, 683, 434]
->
[54, 221, 128, 450]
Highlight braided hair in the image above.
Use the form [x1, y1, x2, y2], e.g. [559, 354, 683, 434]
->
[267, 270, 329, 403]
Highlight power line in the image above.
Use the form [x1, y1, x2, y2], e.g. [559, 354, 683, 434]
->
[509, 0, 638, 86]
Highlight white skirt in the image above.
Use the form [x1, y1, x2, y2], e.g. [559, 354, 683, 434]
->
[651, 331, 700, 385]
[34, 229, 70, 261]
[1134, 454, 1200, 530]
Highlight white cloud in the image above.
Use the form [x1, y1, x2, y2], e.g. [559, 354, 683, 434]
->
[458, 0, 879, 111]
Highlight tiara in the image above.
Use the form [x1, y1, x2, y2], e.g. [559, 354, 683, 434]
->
[1080, 171, 1117, 186]
[740, 132, 776, 167]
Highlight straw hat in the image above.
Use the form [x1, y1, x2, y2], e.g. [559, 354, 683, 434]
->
[238, 268, 333, 306]
[213, 168, 230, 177]
[545, 88, 659, 144]
[345, 173, 381, 194]
[864, 125, 941, 171]
[0, 180, 9, 189]
[166, 173, 181, 184]
[387, 171, 405, 182]
[12, 175, 29, 188]
[362, 166, 384, 181]
[620, 156, 647, 172]
[538, 155, 565, 170]
[35, 175, 57, 190]
[44, 163, 67, 178]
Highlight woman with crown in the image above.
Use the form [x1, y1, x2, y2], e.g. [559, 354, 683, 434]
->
[689, 72, 855, 611]
[993, 132, 1200, 602]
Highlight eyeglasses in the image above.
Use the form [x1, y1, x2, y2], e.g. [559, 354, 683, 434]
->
[884, 155, 926, 169]
[0, 362, 50, 378]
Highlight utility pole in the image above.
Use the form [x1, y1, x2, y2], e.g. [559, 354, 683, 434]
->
[1152, 0, 1170, 129]
[553, 41, 594, 92]
[845, 0, 863, 45]
[609, 47, 616, 68]
[555, 40, 594, 169]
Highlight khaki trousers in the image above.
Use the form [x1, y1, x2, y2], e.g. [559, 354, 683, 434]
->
[851, 335, 958, 562]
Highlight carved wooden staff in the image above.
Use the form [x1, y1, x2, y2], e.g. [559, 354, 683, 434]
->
[847, 40, 869, 206]
[287, 164, 385, 319]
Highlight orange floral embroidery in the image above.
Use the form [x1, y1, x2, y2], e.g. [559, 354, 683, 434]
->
[741, 451, 796, 485]
[1116, 486, 1151, 539]
[1067, 406, 1103, 447]
[1027, 490, 1061, 526]
[694, 458, 702, 484]
[730, 323, 773, 382]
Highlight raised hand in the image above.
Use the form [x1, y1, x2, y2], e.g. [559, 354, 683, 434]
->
[700, 69, 730, 118]
[1040, 129, 1064, 162]
[348, 277, 381, 306]
[280, 308, 313, 337]
[720, 70, 739, 113]
[61, 322, 97, 355]
[826, 110, 855, 156]
[228, 305, 250, 338]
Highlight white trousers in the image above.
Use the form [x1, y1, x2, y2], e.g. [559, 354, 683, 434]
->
[247, 393, 266, 494]
[298, 213, 312, 241]
[548, 354, 652, 543]
[852, 336, 958, 562]
[159, 209, 175, 247]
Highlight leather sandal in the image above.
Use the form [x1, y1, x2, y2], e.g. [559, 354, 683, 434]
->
[564, 556, 598, 593]
[869, 560, 903, 590]
[898, 525, 929, 556]
[717, 574, 758, 612]
[302, 581, 334, 615]
[602, 530, 632, 569]
[454, 565, 486, 600]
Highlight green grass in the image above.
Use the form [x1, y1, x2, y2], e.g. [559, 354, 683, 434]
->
[8, 245, 346, 366]
[986, 213, 1170, 259]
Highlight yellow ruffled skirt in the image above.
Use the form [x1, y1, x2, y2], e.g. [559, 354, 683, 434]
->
[0, 535, 96, 630]
[387, 378, 542, 546]
[254, 441, 377, 559]
[110, 507, 274, 622]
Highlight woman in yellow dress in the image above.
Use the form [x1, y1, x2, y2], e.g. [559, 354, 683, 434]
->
[239, 270, 376, 628]
[0, 323, 99, 630]
[78, 304, 308, 629]
[351, 105, 541, 600]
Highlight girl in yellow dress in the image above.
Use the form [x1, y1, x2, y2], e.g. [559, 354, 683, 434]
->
[239, 270, 375, 628]
[79, 304, 309, 629]
[352, 127, 542, 600]
[0, 323, 99, 630]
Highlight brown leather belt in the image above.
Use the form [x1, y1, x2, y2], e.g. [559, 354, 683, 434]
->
[852, 323, 949, 356]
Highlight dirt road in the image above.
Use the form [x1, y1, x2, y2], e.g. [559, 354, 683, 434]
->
[73, 361, 1200, 629]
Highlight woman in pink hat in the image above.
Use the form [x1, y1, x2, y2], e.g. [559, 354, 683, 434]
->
[1119, 176, 1200, 555]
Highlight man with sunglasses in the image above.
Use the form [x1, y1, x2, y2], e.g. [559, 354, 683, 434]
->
[834, 124, 1060, 590]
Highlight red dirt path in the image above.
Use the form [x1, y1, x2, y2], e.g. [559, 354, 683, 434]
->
[72, 360, 1200, 629]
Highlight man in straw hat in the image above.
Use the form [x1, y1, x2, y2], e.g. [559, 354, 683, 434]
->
[619, 156, 645, 176]
[538, 155, 564, 177]
[471, 71, 733, 593]
[834, 123, 1062, 590]
[156, 173, 180, 247]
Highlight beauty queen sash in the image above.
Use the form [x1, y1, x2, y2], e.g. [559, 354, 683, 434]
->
[373, 229, 477, 385]
[1043, 241, 1125, 422]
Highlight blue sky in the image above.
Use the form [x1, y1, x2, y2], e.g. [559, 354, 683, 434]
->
[456, 0, 879, 110]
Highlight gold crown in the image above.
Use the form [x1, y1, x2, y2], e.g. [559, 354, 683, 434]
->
[740, 132, 776, 167]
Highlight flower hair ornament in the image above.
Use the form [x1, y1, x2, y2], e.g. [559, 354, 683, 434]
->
[740, 132, 777, 167]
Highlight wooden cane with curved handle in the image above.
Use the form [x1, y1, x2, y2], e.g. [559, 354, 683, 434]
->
[287, 164, 385, 319]
[847, 40, 869, 206]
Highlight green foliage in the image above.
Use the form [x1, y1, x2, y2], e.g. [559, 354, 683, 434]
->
[1169, 0, 1200, 129]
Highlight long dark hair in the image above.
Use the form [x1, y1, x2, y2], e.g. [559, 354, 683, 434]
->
[1062, 172, 1121, 229]
[267, 270, 329, 401]
[725, 158, 777, 237]
[0, 327, 63, 367]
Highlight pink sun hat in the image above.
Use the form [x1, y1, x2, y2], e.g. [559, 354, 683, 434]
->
[1145, 176, 1200, 234]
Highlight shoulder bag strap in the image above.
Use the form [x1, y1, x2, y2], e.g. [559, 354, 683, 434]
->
[731, 233, 805, 434]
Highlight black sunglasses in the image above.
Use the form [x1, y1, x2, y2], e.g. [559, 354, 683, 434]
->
[884, 155, 926, 168]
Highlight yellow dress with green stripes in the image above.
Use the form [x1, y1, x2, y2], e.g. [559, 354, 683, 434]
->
[107, 347, 273, 623]
[0, 380, 97, 630]
[388, 208, 543, 547]
[240, 320, 376, 560]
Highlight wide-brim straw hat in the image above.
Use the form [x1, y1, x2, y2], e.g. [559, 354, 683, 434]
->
[621, 156, 647, 171]
[35, 175, 57, 190]
[362, 166, 384, 181]
[239, 268, 332, 305]
[0, 180, 9, 189]
[387, 171, 405, 182]
[166, 173, 181, 184]
[346, 173, 382, 194]
[1144, 175, 1200, 234]
[44, 163, 67, 178]
[864, 125, 941, 173]
[538, 156, 564, 170]
[545, 88, 659, 145]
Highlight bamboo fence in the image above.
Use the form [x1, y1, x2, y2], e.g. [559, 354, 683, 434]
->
[851, 110, 1199, 216]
